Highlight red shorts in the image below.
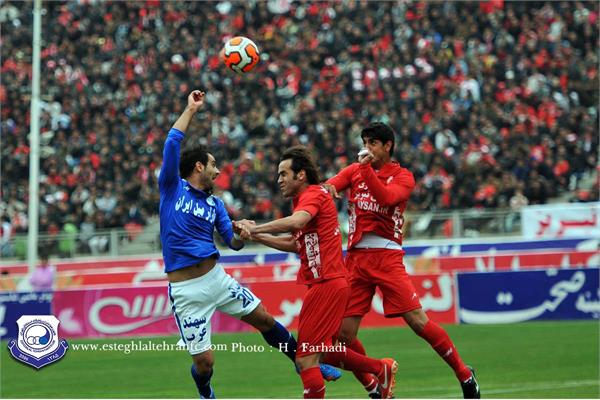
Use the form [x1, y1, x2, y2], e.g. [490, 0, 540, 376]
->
[296, 277, 349, 358]
[344, 248, 421, 318]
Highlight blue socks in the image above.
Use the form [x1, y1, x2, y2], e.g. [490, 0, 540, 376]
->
[261, 321, 297, 362]
[191, 364, 213, 398]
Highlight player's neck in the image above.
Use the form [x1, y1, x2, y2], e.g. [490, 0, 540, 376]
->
[186, 176, 207, 192]
[293, 183, 310, 197]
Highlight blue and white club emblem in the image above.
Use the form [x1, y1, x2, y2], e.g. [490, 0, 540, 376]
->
[8, 315, 68, 369]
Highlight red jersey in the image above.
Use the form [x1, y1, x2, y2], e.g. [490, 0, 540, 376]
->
[327, 162, 415, 249]
[292, 185, 347, 285]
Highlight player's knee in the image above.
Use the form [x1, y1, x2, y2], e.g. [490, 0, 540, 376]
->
[295, 354, 320, 372]
[244, 306, 275, 332]
[337, 328, 354, 345]
[259, 310, 276, 331]
[192, 353, 214, 375]
[403, 309, 428, 333]
[338, 318, 359, 344]
[253, 305, 275, 332]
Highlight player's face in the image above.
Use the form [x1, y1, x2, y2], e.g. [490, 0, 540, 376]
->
[199, 154, 220, 192]
[362, 137, 392, 166]
[277, 159, 302, 198]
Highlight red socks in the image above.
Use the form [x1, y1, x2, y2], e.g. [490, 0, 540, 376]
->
[300, 367, 325, 399]
[419, 320, 472, 381]
[347, 339, 379, 390]
[322, 345, 382, 375]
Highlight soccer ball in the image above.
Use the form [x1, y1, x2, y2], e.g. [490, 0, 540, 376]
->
[221, 36, 260, 74]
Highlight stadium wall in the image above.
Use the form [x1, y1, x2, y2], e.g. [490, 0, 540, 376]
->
[1, 236, 598, 340]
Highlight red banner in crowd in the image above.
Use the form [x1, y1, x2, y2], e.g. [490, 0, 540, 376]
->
[410, 250, 599, 274]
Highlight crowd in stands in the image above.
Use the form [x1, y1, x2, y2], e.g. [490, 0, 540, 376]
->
[1, 0, 598, 256]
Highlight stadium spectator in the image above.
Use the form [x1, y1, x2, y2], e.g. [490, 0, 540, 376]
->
[0, 1, 597, 247]
[28, 251, 56, 291]
[240, 146, 398, 398]
[324, 122, 479, 398]
[504, 182, 529, 232]
[0, 216, 13, 257]
[0, 270, 17, 291]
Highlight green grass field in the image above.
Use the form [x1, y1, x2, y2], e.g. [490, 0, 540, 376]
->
[1, 320, 598, 398]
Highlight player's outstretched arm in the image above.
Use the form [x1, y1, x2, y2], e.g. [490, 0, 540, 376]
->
[252, 233, 298, 253]
[247, 211, 312, 235]
[159, 90, 206, 191]
[172, 90, 205, 133]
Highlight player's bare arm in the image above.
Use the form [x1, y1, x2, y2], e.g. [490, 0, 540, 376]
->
[172, 90, 205, 133]
[252, 233, 298, 253]
[242, 211, 312, 235]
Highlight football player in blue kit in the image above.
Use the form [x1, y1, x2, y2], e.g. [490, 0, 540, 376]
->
[159, 89, 340, 398]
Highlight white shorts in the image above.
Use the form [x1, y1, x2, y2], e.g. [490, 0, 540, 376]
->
[168, 264, 261, 355]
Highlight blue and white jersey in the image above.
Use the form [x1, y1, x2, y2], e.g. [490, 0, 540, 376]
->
[159, 128, 237, 273]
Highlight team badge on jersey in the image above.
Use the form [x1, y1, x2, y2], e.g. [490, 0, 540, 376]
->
[8, 315, 69, 369]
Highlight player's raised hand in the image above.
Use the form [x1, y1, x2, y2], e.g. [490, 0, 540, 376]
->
[172, 90, 206, 132]
[322, 183, 340, 199]
[187, 90, 205, 111]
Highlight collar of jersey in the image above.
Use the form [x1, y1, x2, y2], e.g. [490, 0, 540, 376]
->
[182, 179, 210, 197]
[370, 161, 400, 177]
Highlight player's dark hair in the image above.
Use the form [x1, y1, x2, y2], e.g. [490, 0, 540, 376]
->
[179, 145, 209, 178]
[280, 146, 320, 185]
[361, 122, 395, 155]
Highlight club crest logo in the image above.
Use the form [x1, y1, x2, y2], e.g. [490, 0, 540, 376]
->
[7, 315, 68, 369]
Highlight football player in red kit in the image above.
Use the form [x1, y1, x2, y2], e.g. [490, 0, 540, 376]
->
[324, 122, 480, 399]
[238, 146, 398, 398]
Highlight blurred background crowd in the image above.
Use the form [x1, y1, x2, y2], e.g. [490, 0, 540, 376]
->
[1, 0, 598, 255]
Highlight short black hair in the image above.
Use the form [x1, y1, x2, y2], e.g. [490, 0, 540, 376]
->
[280, 146, 320, 185]
[179, 145, 209, 178]
[361, 122, 396, 155]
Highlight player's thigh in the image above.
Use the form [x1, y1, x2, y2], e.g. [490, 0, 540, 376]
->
[168, 281, 216, 355]
[375, 251, 421, 317]
[297, 278, 349, 358]
[344, 252, 377, 318]
[215, 271, 262, 319]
